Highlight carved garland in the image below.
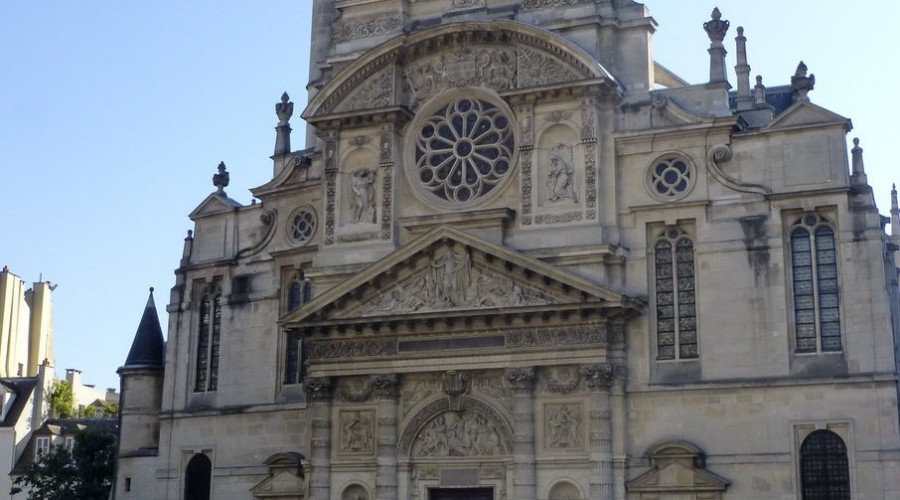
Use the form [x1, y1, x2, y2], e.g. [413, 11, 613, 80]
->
[323, 134, 338, 245]
[520, 148, 534, 225]
[581, 97, 598, 221]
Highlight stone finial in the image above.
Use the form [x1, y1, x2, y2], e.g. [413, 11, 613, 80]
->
[703, 8, 730, 42]
[891, 183, 899, 236]
[754, 75, 767, 106]
[791, 61, 816, 102]
[734, 26, 752, 111]
[850, 138, 869, 187]
[212, 161, 230, 195]
[274, 92, 294, 157]
[181, 230, 194, 267]
[276, 92, 293, 126]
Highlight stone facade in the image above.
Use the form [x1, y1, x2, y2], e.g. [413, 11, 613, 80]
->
[115, 1, 900, 499]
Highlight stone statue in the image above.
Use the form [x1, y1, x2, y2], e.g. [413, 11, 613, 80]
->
[547, 145, 576, 203]
[351, 169, 376, 224]
[213, 162, 229, 195]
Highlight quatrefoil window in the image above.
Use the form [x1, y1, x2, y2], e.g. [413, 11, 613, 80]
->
[412, 96, 515, 206]
[647, 154, 695, 201]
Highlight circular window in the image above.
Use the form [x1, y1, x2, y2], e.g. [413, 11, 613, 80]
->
[647, 154, 695, 201]
[287, 207, 316, 245]
[407, 92, 516, 207]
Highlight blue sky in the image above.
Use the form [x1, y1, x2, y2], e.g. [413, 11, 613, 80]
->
[1, 1, 896, 391]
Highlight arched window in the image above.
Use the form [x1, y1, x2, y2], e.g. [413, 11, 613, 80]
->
[654, 228, 698, 360]
[283, 332, 305, 385]
[791, 215, 841, 353]
[184, 453, 212, 500]
[287, 273, 313, 312]
[800, 430, 850, 499]
[195, 291, 221, 392]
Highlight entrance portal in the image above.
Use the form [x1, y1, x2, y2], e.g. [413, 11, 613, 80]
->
[429, 487, 493, 500]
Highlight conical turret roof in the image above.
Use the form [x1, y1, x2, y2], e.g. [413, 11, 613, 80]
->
[120, 288, 165, 370]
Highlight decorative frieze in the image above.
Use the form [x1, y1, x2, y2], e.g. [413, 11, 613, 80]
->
[523, 0, 590, 8]
[507, 325, 606, 348]
[332, 15, 402, 44]
[308, 339, 397, 360]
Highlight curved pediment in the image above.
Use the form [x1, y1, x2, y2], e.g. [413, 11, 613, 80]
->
[303, 20, 621, 120]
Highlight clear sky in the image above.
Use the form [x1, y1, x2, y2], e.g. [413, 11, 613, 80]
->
[2, 1, 896, 391]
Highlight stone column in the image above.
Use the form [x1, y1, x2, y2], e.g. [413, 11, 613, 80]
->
[505, 367, 536, 500]
[580, 363, 614, 500]
[305, 377, 333, 500]
[373, 374, 400, 500]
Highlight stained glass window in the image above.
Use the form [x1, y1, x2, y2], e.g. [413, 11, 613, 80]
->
[654, 229, 698, 360]
[800, 430, 850, 500]
[791, 216, 841, 353]
[284, 333, 303, 385]
[195, 291, 221, 392]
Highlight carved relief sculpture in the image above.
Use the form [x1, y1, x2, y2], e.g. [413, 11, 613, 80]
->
[545, 404, 583, 450]
[351, 169, 376, 224]
[412, 411, 503, 457]
[360, 247, 553, 315]
[339, 410, 375, 454]
[404, 47, 516, 108]
[547, 144, 577, 203]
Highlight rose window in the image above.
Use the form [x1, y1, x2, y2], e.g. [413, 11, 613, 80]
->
[648, 156, 694, 200]
[287, 207, 316, 245]
[413, 97, 515, 204]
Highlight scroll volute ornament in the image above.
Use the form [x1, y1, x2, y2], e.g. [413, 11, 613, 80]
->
[305, 377, 333, 402]
[580, 363, 613, 390]
[504, 367, 535, 392]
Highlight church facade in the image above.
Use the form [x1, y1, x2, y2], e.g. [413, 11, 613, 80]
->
[114, 1, 900, 499]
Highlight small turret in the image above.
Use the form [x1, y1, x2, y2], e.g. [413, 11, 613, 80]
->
[116, 288, 165, 461]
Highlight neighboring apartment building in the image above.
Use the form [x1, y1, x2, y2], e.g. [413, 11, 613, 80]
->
[0, 268, 119, 496]
[114, 1, 900, 499]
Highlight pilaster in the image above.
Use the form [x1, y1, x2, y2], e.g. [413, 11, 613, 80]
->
[505, 367, 536, 500]
[581, 363, 613, 500]
[373, 374, 400, 500]
[305, 377, 333, 500]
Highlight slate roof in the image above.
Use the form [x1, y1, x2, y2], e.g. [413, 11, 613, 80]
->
[0, 378, 37, 427]
[729, 84, 794, 116]
[121, 288, 165, 369]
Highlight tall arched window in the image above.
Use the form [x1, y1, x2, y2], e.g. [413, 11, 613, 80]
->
[287, 273, 313, 312]
[654, 228, 698, 360]
[184, 453, 212, 500]
[800, 430, 850, 499]
[791, 214, 841, 353]
[195, 290, 221, 392]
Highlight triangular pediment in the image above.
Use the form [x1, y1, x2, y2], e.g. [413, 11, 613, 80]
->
[281, 226, 638, 329]
[627, 441, 730, 493]
[189, 193, 244, 220]
[250, 469, 305, 498]
[767, 101, 851, 131]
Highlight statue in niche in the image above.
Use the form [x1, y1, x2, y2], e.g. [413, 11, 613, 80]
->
[546, 144, 576, 203]
[340, 411, 373, 453]
[350, 169, 376, 224]
[547, 404, 581, 449]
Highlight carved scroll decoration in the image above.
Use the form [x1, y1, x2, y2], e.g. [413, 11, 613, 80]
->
[333, 67, 394, 113]
[517, 46, 582, 89]
[332, 15, 402, 44]
[706, 144, 772, 196]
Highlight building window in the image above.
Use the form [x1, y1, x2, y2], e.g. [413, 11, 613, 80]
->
[647, 154, 695, 201]
[654, 228, 698, 360]
[34, 436, 50, 461]
[124, 477, 132, 492]
[405, 91, 517, 208]
[287, 206, 317, 246]
[64, 436, 75, 451]
[195, 290, 222, 392]
[790, 214, 841, 353]
[800, 430, 850, 499]
[287, 273, 313, 312]
[184, 453, 212, 500]
[283, 333, 306, 385]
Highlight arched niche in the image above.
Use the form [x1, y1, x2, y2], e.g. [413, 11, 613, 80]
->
[398, 396, 513, 458]
[303, 20, 621, 120]
[535, 123, 582, 208]
[548, 480, 583, 500]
